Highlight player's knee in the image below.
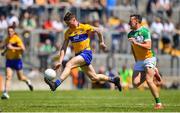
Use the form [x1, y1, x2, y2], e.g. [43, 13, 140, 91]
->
[18, 75, 26, 81]
[6, 74, 12, 81]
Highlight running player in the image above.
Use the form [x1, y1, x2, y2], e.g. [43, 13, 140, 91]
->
[128, 14, 163, 109]
[44, 12, 121, 92]
[1, 26, 33, 99]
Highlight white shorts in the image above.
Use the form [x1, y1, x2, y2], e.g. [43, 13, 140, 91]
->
[134, 57, 157, 71]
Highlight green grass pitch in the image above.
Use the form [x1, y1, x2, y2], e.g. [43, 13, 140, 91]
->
[0, 89, 180, 112]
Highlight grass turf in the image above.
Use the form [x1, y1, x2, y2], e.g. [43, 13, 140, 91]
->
[0, 89, 179, 112]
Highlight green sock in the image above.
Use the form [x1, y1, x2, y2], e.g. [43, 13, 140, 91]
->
[155, 98, 161, 103]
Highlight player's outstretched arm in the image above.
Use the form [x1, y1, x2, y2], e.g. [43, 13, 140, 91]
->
[54, 39, 69, 70]
[93, 27, 107, 51]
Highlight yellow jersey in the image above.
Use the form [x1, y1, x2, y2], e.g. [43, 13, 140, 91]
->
[64, 23, 94, 53]
[5, 34, 24, 59]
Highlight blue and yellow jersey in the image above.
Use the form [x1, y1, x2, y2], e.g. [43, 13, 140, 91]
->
[64, 23, 94, 53]
[5, 34, 24, 60]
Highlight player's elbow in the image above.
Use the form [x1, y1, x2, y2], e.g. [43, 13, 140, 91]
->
[147, 46, 151, 49]
[22, 47, 26, 51]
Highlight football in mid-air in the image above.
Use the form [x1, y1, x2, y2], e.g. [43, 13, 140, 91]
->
[44, 68, 56, 80]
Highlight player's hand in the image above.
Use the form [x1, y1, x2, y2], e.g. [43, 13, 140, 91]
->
[99, 42, 107, 51]
[7, 43, 14, 49]
[128, 38, 138, 45]
[53, 62, 62, 70]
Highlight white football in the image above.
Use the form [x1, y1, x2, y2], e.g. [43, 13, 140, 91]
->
[44, 68, 56, 80]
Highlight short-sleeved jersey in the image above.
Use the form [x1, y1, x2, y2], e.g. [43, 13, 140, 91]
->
[5, 34, 24, 59]
[64, 23, 94, 53]
[128, 27, 155, 61]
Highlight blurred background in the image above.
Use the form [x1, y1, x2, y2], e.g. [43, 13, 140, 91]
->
[0, 0, 180, 91]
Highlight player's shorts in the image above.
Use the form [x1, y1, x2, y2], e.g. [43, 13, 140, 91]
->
[6, 59, 23, 70]
[75, 50, 92, 65]
[134, 57, 156, 71]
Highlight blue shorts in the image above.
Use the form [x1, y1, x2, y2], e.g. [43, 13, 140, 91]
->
[6, 59, 23, 70]
[76, 50, 92, 65]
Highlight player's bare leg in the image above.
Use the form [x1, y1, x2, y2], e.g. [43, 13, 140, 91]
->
[132, 71, 146, 88]
[1, 67, 13, 99]
[16, 70, 33, 91]
[81, 65, 121, 91]
[44, 55, 86, 91]
[154, 67, 162, 82]
[145, 67, 163, 109]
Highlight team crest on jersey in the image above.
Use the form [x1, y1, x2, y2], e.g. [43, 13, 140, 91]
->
[79, 28, 84, 33]
[136, 36, 144, 43]
[73, 35, 80, 41]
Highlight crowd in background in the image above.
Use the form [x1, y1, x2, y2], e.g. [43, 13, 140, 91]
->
[0, 0, 180, 89]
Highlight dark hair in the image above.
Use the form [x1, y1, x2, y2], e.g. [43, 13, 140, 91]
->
[7, 25, 17, 35]
[63, 12, 76, 22]
[8, 25, 15, 30]
[130, 14, 142, 23]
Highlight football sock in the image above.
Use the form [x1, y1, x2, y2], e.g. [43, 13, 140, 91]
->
[26, 79, 32, 85]
[155, 98, 161, 103]
[55, 79, 61, 87]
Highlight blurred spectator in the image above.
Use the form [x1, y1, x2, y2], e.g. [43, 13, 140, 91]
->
[52, 15, 64, 44]
[0, 14, 8, 41]
[163, 19, 175, 36]
[172, 23, 180, 49]
[154, 0, 173, 18]
[6, 11, 19, 27]
[21, 11, 37, 31]
[38, 39, 56, 71]
[21, 11, 37, 51]
[20, 0, 35, 15]
[20, 0, 34, 7]
[109, 17, 126, 53]
[150, 17, 164, 53]
[162, 18, 174, 45]
[160, 19, 174, 54]
[106, 0, 117, 19]
[119, 65, 133, 90]
[77, 67, 85, 89]
[146, 0, 156, 14]
[41, 17, 57, 45]
[43, 17, 53, 30]
[35, 0, 47, 25]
